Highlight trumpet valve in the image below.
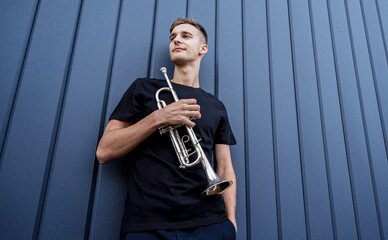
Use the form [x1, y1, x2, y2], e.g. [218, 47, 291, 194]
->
[159, 126, 171, 135]
[159, 124, 183, 135]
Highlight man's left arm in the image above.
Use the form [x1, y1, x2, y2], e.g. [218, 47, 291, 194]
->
[215, 144, 237, 231]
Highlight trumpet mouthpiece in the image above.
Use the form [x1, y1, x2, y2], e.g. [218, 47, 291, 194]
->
[160, 67, 167, 74]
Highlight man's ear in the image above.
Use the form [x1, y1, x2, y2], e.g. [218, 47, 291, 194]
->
[199, 44, 208, 55]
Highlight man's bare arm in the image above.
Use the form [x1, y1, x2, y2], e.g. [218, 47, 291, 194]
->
[215, 144, 237, 231]
[96, 98, 201, 164]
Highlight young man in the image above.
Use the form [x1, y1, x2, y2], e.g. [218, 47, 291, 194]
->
[96, 17, 237, 240]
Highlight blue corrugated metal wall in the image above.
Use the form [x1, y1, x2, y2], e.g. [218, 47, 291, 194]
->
[0, 0, 387, 239]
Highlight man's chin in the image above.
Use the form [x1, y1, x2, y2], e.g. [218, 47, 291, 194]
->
[171, 58, 188, 66]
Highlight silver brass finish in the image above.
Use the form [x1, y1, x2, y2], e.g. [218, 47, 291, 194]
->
[156, 67, 233, 196]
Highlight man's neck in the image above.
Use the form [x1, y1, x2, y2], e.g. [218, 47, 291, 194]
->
[172, 63, 200, 88]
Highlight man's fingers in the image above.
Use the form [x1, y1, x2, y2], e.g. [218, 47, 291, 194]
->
[179, 99, 200, 113]
[169, 99, 199, 111]
[179, 98, 197, 105]
[184, 110, 201, 120]
[175, 99, 201, 119]
[185, 119, 196, 128]
[184, 104, 200, 112]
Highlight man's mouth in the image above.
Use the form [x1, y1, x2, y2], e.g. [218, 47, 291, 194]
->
[173, 47, 185, 52]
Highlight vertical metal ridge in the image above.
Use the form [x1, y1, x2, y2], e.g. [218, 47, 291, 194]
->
[266, 0, 282, 238]
[186, 0, 189, 17]
[374, 0, 388, 65]
[147, 0, 158, 78]
[307, 0, 337, 238]
[354, 0, 385, 238]
[360, 0, 388, 162]
[241, 1, 250, 239]
[325, 0, 361, 238]
[215, 0, 219, 98]
[85, 0, 124, 239]
[286, 0, 309, 238]
[33, 0, 85, 239]
[0, 0, 41, 172]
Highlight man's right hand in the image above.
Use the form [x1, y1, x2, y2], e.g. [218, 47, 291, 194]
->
[155, 98, 201, 128]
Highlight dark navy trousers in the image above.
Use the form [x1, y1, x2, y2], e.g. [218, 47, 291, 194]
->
[120, 219, 236, 240]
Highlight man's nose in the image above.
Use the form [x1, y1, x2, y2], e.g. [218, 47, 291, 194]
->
[174, 37, 182, 44]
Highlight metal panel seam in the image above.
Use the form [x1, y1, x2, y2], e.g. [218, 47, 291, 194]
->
[374, 0, 388, 65]
[147, 0, 158, 78]
[307, 0, 337, 238]
[352, 0, 385, 238]
[241, 0, 250, 239]
[359, 0, 388, 162]
[266, 0, 282, 238]
[186, 0, 189, 17]
[84, 0, 124, 239]
[325, 0, 361, 238]
[215, 0, 219, 99]
[33, 0, 85, 239]
[0, 0, 41, 171]
[287, 0, 310, 238]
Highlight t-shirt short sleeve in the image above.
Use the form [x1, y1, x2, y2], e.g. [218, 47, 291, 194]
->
[214, 103, 237, 145]
[109, 79, 144, 123]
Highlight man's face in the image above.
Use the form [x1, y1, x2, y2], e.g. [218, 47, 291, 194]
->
[169, 24, 207, 65]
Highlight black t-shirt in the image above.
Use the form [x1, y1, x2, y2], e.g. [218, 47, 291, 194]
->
[109, 78, 236, 234]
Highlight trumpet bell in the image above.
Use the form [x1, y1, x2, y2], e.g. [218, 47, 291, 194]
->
[202, 180, 233, 196]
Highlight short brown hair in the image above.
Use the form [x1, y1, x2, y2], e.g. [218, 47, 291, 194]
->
[170, 17, 208, 44]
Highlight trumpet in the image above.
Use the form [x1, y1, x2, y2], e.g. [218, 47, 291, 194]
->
[156, 67, 233, 196]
